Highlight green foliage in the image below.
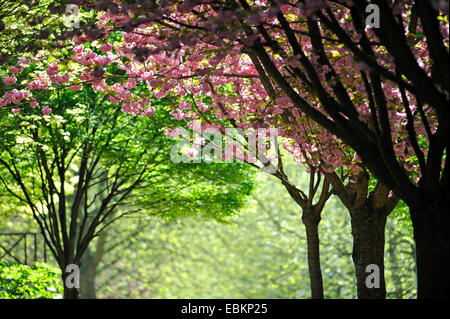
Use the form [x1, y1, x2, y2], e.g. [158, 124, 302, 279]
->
[0, 0, 96, 64]
[384, 217, 417, 298]
[93, 162, 416, 299]
[0, 70, 256, 293]
[390, 200, 413, 237]
[0, 262, 63, 299]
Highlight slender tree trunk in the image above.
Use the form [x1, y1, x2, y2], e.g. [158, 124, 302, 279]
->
[350, 205, 387, 299]
[302, 210, 324, 299]
[80, 229, 108, 299]
[409, 193, 449, 298]
[280, 172, 330, 299]
[80, 250, 98, 299]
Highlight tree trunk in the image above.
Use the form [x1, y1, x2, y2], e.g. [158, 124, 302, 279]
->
[63, 286, 80, 299]
[60, 254, 80, 299]
[80, 250, 98, 299]
[409, 193, 449, 298]
[302, 211, 324, 299]
[80, 230, 108, 299]
[62, 269, 80, 299]
[350, 205, 387, 299]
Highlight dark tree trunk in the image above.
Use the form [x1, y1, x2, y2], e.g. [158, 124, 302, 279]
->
[350, 205, 387, 299]
[325, 172, 397, 299]
[302, 211, 324, 299]
[280, 172, 330, 299]
[409, 192, 449, 298]
[63, 286, 80, 299]
[60, 254, 81, 299]
[62, 270, 80, 299]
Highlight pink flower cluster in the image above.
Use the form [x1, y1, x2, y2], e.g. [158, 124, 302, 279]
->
[0, 89, 30, 107]
[27, 77, 49, 90]
[2, 75, 17, 86]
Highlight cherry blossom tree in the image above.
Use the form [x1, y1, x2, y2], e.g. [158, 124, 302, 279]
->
[1, 0, 447, 298]
[83, 0, 444, 298]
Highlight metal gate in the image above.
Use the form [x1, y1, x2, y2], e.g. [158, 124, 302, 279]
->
[0, 232, 47, 265]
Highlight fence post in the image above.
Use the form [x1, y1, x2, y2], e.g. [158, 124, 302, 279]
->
[34, 233, 37, 263]
[24, 234, 27, 265]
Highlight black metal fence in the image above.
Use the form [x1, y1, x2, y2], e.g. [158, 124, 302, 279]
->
[0, 232, 48, 265]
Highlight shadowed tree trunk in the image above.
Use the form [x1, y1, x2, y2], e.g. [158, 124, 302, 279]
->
[410, 191, 449, 298]
[327, 171, 399, 299]
[61, 258, 80, 299]
[63, 286, 80, 299]
[302, 208, 324, 299]
[276, 168, 332, 299]
[350, 204, 388, 298]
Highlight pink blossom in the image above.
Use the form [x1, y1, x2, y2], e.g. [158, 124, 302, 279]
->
[154, 89, 167, 99]
[323, 65, 331, 73]
[118, 90, 131, 100]
[27, 80, 40, 90]
[141, 71, 153, 81]
[186, 147, 199, 158]
[50, 75, 60, 83]
[287, 58, 302, 68]
[272, 107, 284, 115]
[20, 90, 30, 99]
[94, 56, 112, 65]
[353, 153, 362, 163]
[171, 109, 185, 120]
[30, 99, 38, 108]
[73, 45, 84, 54]
[11, 108, 20, 114]
[17, 59, 30, 66]
[46, 62, 59, 76]
[42, 106, 52, 115]
[75, 35, 88, 45]
[32, 55, 44, 63]
[69, 85, 82, 91]
[166, 128, 183, 137]
[180, 100, 191, 110]
[112, 83, 124, 93]
[124, 78, 136, 89]
[143, 107, 155, 116]
[2, 75, 17, 86]
[10, 66, 24, 74]
[110, 96, 119, 104]
[100, 43, 113, 52]
[59, 74, 70, 84]
[87, 51, 97, 59]
[276, 96, 293, 109]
